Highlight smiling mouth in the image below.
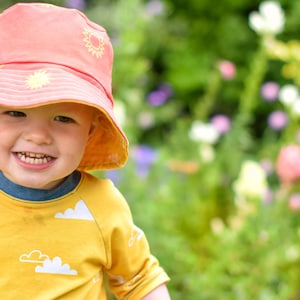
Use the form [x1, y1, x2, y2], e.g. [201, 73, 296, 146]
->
[16, 152, 53, 165]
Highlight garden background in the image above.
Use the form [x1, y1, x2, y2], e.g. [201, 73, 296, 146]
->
[2, 0, 300, 299]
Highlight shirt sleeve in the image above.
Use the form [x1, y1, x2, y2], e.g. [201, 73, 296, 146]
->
[99, 181, 170, 299]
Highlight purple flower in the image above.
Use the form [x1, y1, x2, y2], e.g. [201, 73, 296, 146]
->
[260, 159, 273, 175]
[267, 110, 288, 130]
[131, 145, 157, 177]
[64, 0, 86, 10]
[210, 114, 231, 134]
[147, 90, 167, 106]
[159, 83, 173, 98]
[147, 84, 173, 106]
[105, 170, 121, 184]
[261, 81, 279, 102]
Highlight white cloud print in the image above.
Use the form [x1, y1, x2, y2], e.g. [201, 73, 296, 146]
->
[35, 256, 77, 275]
[55, 200, 94, 220]
[19, 250, 49, 263]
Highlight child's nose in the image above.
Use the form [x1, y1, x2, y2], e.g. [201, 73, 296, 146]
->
[23, 122, 52, 145]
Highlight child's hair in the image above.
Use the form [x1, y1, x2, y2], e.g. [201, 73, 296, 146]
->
[0, 3, 128, 170]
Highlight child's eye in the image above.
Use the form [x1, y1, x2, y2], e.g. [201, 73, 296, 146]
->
[54, 115, 75, 123]
[4, 111, 26, 117]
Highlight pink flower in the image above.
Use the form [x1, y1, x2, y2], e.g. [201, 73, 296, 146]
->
[261, 81, 279, 101]
[276, 145, 300, 184]
[210, 114, 231, 134]
[289, 194, 300, 211]
[268, 110, 288, 130]
[218, 60, 236, 80]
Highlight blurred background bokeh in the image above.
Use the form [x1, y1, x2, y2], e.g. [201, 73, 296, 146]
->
[2, 0, 300, 299]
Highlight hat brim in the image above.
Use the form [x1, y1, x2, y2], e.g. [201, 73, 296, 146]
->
[0, 63, 128, 170]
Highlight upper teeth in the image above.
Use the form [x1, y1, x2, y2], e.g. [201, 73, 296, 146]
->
[26, 152, 45, 158]
[17, 152, 52, 164]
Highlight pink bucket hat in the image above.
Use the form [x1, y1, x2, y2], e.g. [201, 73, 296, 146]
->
[0, 2, 128, 170]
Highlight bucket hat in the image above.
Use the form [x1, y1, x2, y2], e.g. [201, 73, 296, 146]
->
[0, 2, 128, 170]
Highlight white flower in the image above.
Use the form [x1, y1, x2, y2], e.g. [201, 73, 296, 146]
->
[145, 0, 165, 16]
[233, 161, 268, 199]
[291, 99, 300, 116]
[137, 111, 155, 129]
[189, 121, 220, 144]
[279, 84, 299, 106]
[249, 1, 285, 35]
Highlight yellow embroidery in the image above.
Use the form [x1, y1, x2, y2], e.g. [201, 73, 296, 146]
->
[83, 28, 105, 58]
[26, 70, 50, 89]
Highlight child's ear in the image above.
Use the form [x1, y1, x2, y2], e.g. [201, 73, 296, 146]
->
[88, 110, 100, 137]
[89, 118, 98, 137]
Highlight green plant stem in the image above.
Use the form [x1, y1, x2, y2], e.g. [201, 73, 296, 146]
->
[194, 65, 222, 121]
[238, 39, 268, 125]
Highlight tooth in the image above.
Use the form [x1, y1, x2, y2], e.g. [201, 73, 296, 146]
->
[35, 158, 42, 164]
[17, 152, 52, 164]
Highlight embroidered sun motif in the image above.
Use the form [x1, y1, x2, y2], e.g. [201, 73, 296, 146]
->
[83, 27, 105, 58]
[26, 70, 50, 89]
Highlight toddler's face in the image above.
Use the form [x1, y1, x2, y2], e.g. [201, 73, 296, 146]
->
[0, 102, 97, 189]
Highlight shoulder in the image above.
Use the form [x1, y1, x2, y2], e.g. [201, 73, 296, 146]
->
[77, 171, 132, 218]
[78, 172, 118, 197]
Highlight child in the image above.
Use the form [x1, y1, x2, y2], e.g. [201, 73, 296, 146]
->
[0, 2, 170, 299]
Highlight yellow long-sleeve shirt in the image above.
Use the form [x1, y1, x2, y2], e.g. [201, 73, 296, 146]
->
[0, 172, 169, 299]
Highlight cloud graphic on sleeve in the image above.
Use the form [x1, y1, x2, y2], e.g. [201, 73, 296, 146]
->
[128, 225, 144, 247]
[35, 256, 78, 275]
[19, 250, 49, 263]
[55, 200, 94, 220]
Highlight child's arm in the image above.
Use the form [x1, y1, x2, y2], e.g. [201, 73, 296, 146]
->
[142, 284, 171, 300]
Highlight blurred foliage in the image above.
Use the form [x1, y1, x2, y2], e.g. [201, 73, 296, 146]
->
[3, 0, 300, 299]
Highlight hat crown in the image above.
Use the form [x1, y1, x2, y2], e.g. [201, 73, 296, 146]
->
[0, 3, 113, 103]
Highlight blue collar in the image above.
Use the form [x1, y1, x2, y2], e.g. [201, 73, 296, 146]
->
[0, 171, 81, 201]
